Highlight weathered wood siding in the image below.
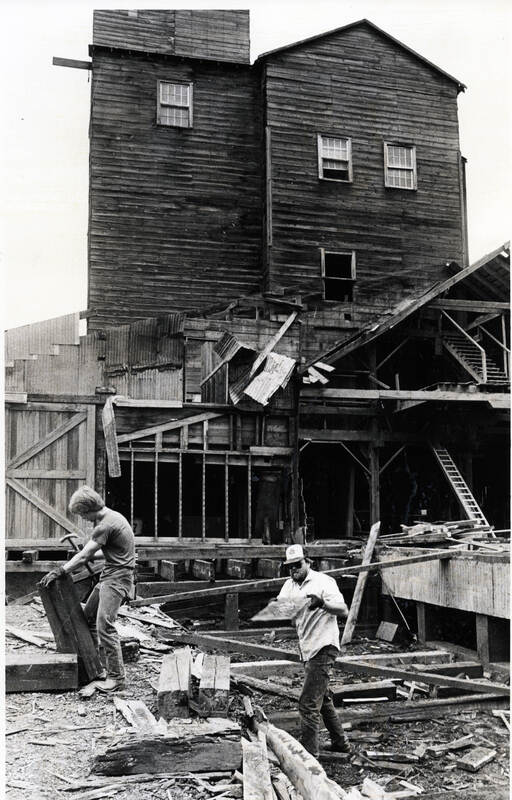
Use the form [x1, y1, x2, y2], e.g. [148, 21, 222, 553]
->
[263, 23, 464, 314]
[88, 51, 262, 329]
[381, 548, 510, 618]
[93, 10, 250, 64]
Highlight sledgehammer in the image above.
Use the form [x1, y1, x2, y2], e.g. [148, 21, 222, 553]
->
[60, 533, 96, 576]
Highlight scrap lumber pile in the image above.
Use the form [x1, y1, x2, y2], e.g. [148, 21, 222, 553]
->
[378, 520, 507, 548]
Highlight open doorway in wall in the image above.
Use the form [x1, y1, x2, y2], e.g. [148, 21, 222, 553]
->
[299, 443, 369, 539]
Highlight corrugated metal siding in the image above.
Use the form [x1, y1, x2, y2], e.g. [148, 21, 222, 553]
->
[93, 10, 250, 64]
[5, 313, 80, 360]
[264, 24, 464, 309]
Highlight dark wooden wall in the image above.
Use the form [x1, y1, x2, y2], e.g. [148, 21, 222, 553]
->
[88, 51, 262, 330]
[262, 23, 465, 315]
[93, 10, 250, 63]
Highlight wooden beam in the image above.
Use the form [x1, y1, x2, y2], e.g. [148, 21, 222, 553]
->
[299, 429, 425, 443]
[476, 613, 490, 666]
[301, 388, 510, 405]
[53, 56, 92, 69]
[337, 660, 510, 696]
[131, 550, 454, 607]
[157, 647, 192, 720]
[39, 574, 102, 684]
[6, 478, 81, 537]
[429, 299, 510, 312]
[6, 653, 78, 692]
[249, 312, 299, 377]
[117, 412, 222, 445]
[7, 411, 86, 469]
[341, 522, 380, 646]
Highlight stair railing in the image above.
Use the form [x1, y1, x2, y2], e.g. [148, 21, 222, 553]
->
[478, 325, 510, 379]
[441, 310, 487, 383]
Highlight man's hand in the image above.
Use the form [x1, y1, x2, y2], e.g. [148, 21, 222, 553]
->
[39, 566, 66, 587]
[307, 593, 324, 610]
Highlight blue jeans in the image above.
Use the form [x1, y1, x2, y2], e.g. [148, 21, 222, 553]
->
[299, 645, 347, 756]
[83, 569, 133, 681]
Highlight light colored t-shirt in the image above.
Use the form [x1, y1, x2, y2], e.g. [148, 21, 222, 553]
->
[277, 568, 346, 662]
[91, 509, 136, 578]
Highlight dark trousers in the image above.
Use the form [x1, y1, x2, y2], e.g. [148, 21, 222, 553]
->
[299, 644, 347, 756]
[83, 570, 133, 681]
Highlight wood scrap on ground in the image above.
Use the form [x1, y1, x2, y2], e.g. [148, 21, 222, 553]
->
[6, 652, 78, 693]
[455, 746, 497, 772]
[158, 646, 192, 720]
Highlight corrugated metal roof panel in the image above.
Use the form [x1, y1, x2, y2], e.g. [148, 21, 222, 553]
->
[5, 313, 80, 360]
[242, 352, 296, 406]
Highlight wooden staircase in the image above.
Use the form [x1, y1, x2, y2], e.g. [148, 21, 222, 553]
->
[442, 331, 509, 386]
[431, 446, 489, 526]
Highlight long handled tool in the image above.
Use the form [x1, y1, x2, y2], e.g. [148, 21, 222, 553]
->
[59, 533, 96, 576]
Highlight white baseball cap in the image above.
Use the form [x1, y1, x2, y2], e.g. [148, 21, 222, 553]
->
[283, 544, 305, 565]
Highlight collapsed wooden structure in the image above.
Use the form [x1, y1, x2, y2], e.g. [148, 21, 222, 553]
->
[4, 9, 510, 662]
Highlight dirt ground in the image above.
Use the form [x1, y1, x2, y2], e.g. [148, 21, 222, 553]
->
[5, 604, 511, 799]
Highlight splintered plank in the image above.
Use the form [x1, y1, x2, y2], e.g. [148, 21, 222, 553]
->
[39, 574, 102, 684]
[93, 718, 242, 776]
[197, 654, 230, 717]
[113, 698, 158, 733]
[6, 652, 78, 693]
[242, 737, 273, 800]
[157, 646, 192, 720]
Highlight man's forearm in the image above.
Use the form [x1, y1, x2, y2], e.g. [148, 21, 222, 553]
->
[62, 551, 89, 573]
[324, 600, 349, 617]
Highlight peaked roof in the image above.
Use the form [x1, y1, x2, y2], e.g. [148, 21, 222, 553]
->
[302, 242, 510, 371]
[256, 18, 466, 92]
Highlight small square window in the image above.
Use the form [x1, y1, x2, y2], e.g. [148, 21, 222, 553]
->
[318, 134, 352, 182]
[321, 250, 356, 302]
[157, 81, 193, 128]
[384, 143, 416, 189]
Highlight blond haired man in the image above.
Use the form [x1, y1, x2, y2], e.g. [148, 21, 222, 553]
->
[40, 486, 135, 692]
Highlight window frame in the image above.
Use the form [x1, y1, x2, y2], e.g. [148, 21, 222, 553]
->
[317, 134, 353, 183]
[157, 80, 194, 128]
[383, 142, 417, 190]
[320, 248, 356, 302]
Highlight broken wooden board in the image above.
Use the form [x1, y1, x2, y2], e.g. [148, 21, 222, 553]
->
[456, 746, 497, 772]
[158, 630, 302, 662]
[93, 718, 242, 775]
[231, 660, 301, 678]
[157, 646, 192, 720]
[38, 573, 102, 684]
[113, 698, 158, 733]
[5, 623, 49, 648]
[270, 692, 510, 730]
[341, 521, 380, 646]
[194, 654, 230, 717]
[242, 737, 273, 800]
[342, 660, 510, 696]
[375, 622, 400, 643]
[425, 734, 473, 757]
[5, 652, 78, 693]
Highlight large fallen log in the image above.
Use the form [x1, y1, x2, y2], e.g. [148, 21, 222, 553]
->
[258, 721, 347, 800]
[93, 718, 242, 776]
[242, 737, 273, 800]
[131, 550, 455, 607]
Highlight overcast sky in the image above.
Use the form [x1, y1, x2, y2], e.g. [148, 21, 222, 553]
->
[2, 0, 511, 330]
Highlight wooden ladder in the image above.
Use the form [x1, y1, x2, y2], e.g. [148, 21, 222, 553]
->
[431, 446, 489, 526]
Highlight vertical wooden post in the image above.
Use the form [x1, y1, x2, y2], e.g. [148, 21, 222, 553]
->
[340, 521, 380, 646]
[369, 445, 380, 524]
[247, 454, 252, 540]
[476, 613, 490, 666]
[345, 464, 355, 539]
[416, 602, 429, 643]
[154, 435, 161, 540]
[178, 452, 183, 539]
[224, 593, 239, 631]
[202, 452, 206, 541]
[501, 314, 509, 377]
[224, 453, 229, 542]
[130, 445, 134, 530]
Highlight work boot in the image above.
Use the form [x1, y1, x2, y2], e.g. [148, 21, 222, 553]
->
[95, 677, 125, 693]
[328, 735, 352, 754]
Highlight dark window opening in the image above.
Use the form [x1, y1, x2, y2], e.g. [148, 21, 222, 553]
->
[322, 250, 355, 302]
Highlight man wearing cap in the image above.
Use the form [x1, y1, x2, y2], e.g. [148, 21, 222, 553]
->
[274, 543, 350, 758]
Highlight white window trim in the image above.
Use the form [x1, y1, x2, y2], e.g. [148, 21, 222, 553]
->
[320, 249, 356, 301]
[157, 80, 194, 128]
[383, 142, 417, 190]
[317, 134, 353, 182]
